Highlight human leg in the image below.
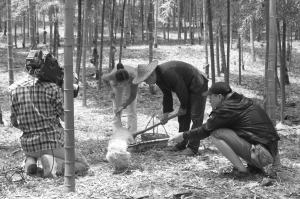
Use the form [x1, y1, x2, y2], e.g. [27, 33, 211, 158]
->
[185, 82, 208, 154]
[24, 147, 89, 176]
[124, 84, 137, 134]
[112, 86, 124, 130]
[173, 108, 191, 151]
[210, 128, 252, 172]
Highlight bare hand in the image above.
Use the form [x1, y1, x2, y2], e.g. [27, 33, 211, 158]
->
[177, 108, 187, 116]
[168, 133, 184, 143]
[115, 106, 125, 115]
[160, 113, 169, 125]
[109, 91, 115, 99]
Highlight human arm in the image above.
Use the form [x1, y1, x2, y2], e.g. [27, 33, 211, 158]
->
[121, 83, 138, 108]
[161, 68, 188, 114]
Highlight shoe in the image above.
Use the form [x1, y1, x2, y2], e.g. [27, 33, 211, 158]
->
[247, 164, 266, 176]
[177, 148, 195, 156]
[24, 157, 37, 175]
[222, 167, 251, 180]
[41, 154, 58, 178]
[165, 146, 181, 151]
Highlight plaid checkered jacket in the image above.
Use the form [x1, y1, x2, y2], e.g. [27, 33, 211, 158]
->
[9, 78, 64, 152]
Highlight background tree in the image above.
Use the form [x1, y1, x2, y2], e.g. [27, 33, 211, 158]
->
[82, 0, 88, 106]
[98, 0, 106, 90]
[76, 0, 82, 82]
[7, 0, 13, 85]
[207, 0, 215, 83]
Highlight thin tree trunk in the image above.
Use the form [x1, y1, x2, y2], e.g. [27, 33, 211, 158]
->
[82, 0, 88, 106]
[93, 0, 99, 76]
[7, 0, 14, 85]
[264, 0, 269, 110]
[238, 35, 241, 84]
[267, 0, 276, 126]
[99, 0, 106, 90]
[178, 0, 181, 39]
[207, 0, 215, 83]
[250, 18, 256, 62]
[29, 0, 35, 47]
[14, 21, 17, 48]
[36, 11, 39, 44]
[226, 0, 230, 84]
[22, 12, 26, 48]
[141, 0, 144, 41]
[109, 0, 116, 71]
[131, 0, 136, 44]
[76, 0, 82, 81]
[203, 0, 208, 78]
[119, 0, 126, 63]
[154, 0, 158, 48]
[219, 18, 226, 75]
[216, 34, 220, 76]
[148, 0, 153, 62]
[280, 19, 287, 122]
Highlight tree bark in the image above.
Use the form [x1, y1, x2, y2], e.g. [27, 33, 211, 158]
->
[250, 17, 256, 62]
[219, 18, 226, 75]
[76, 0, 82, 80]
[63, 0, 76, 192]
[29, 0, 35, 47]
[99, 0, 106, 89]
[226, 0, 230, 84]
[7, 0, 14, 85]
[207, 0, 215, 83]
[267, 0, 277, 126]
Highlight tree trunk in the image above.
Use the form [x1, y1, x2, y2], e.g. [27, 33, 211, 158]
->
[280, 19, 287, 122]
[93, 0, 99, 76]
[109, 0, 116, 71]
[22, 12, 26, 48]
[177, 0, 181, 39]
[238, 35, 241, 84]
[226, 0, 230, 84]
[124, 0, 129, 46]
[7, 0, 14, 85]
[207, 0, 215, 83]
[119, 0, 126, 63]
[36, 11, 39, 44]
[76, 0, 82, 81]
[49, 12, 53, 53]
[154, 0, 158, 48]
[14, 21, 17, 48]
[99, 0, 106, 89]
[264, 0, 269, 111]
[141, 0, 144, 41]
[216, 34, 220, 76]
[172, 2, 176, 28]
[183, 1, 187, 43]
[131, 0, 136, 44]
[203, 0, 208, 78]
[82, 0, 89, 106]
[29, 0, 35, 47]
[64, 0, 76, 192]
[250, 18, 256, 62]
[267, 0, 277, 126]
[219, 18, 226, 75]
[148, 1, 155, 94]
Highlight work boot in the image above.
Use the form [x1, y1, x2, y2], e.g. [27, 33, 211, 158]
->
[41, 154, 58, 178]
[24, 157, 37, 175]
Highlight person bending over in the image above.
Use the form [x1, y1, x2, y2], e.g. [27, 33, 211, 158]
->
[102, 63, 138, 134]
[133, 60, 208, 155]
[169, 82, 282, 179]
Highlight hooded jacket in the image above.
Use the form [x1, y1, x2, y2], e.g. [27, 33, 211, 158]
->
[183, 92, 280, 158]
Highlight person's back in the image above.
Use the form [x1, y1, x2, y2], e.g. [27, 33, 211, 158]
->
[10, 78, 63, 135]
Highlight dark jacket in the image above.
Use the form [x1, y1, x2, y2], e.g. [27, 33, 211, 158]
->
[183, 92, 280, 158]
[155, 61, 207, 113]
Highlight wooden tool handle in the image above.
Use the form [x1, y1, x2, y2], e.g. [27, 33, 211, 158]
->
[133, 114, 178, 138]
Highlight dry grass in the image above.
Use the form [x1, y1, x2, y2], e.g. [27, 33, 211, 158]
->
[1, 31, 300, 198]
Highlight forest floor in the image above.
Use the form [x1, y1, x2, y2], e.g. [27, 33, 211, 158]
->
[1, 30, 300, 199]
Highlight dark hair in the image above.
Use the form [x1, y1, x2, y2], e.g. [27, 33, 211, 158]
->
[115, 63, 129, 82]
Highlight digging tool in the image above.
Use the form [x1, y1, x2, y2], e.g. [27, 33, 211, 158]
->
[132, 113, 178, 139]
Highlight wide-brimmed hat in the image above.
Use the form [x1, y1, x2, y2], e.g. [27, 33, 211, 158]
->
[132, 60, 158, 84]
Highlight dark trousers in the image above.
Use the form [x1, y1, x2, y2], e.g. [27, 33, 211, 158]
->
[175, 80, 208, 154]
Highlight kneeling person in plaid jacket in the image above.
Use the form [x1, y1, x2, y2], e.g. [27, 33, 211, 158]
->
[9, 77, 89, 178]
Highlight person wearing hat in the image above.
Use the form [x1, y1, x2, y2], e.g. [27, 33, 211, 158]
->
[102, 63, 138, 134]
[133, 60, 208, 155]
[169, 82, 282, 179]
